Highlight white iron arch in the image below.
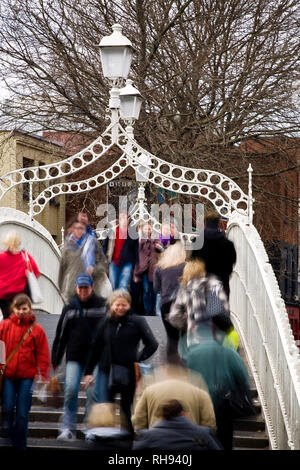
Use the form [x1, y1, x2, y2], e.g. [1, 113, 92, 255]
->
[0, 123, 251, 223]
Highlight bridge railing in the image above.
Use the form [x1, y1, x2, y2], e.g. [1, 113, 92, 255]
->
[227, 211, 300, 450]
[0, 207, 64, 315]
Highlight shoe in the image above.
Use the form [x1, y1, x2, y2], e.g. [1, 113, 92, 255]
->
[57, 429, 76, 441]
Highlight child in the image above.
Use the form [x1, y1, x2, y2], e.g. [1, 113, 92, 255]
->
[0, 294, 50, 450]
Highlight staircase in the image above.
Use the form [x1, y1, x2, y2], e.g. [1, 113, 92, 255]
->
[0, 315, 270, 451]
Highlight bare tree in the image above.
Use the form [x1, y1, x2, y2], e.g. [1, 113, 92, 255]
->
[0, 0, 299, 301]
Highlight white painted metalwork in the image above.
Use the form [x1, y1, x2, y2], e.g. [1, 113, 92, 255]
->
[227, 211, 300, 450]
[0, 122, 115, 202]
[247, 163, 254, 224]
[32, 154, 129, 215]
[0, 207, 64, 315]
[0, 22, 299, 451]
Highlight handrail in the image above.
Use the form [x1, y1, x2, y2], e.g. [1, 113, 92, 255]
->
[227, 211, 300, 450]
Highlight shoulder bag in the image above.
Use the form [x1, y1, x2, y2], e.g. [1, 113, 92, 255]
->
[107, 323, 131, 391]
[22, 251, 43, 304]
[0, 323, 35, 394]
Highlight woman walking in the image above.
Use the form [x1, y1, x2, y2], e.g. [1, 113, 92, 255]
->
[153, 241, 186, 359]
[0, 230, 40, 319]
[84, 290, 158, 434]
[0, 294, 50, 450]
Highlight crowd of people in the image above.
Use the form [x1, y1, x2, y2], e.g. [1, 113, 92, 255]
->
[0, 208, 256, 452]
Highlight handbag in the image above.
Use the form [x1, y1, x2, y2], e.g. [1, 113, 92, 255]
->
[107, 323, 131, 391]
[0, 324, 35, 394]
[221, 387, 256, 419]
[22, 251, 43, 304]
[108, 364, 131, 390]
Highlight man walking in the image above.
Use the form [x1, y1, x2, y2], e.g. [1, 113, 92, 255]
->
[191, 210, 236, 298]
[52, 273, 106, 441]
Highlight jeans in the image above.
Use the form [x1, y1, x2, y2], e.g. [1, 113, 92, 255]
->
[62, 361, 82, 432]
[2, 377, 33, 450]
[93, 368, 109, 403]
[155, 293, 162, 317]
[109, 262, 133, 291]
[142, 274, 156, 315]
[62, 361, 101, 431]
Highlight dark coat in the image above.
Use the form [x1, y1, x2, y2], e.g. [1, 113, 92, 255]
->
[153, 263, 185, 306]
[191, 228, 236, 297]
[134, 239, 159, 282]
[51, 293, 107, 368]
[133, 416, 222, 451]
[85, 310, 158, 375]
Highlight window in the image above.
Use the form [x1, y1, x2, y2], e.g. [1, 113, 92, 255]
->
[23, 158, 34, 200]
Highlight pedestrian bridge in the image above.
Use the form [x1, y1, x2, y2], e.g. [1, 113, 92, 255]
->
[0, 206, 299, 450]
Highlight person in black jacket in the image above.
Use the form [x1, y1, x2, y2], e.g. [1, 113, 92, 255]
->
[133, 399, 222, 451]
[190, 210, 236, 299]
[51, 273, 107, 442]
[84, 289, 158, 435]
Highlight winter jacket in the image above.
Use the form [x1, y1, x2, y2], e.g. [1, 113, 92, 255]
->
[133, 416, 222, 450]
[102, 227, 139, 266]
[85, 310, 158, 375]
[132, 371, 216, 431]
[58, 236, 107, 303]
[134, 239, 159, 282]
[0, 313, 50, 380]
[191, 228, 236, 297]
[168, 276, 230, 347]
[153, 263, 185, 306]
[0, 250, 40, 300]
[186, 340, 251, 416]
[51, 293, 107, 368]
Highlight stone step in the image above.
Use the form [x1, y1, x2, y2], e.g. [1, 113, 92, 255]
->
[26, 422, 84, 439]
[233, 414, 265, 432]
[233, 430, 269, 449]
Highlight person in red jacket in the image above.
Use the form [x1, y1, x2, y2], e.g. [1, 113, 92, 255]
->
[0, 230, 40, 319]
[0, 294, 50, 450]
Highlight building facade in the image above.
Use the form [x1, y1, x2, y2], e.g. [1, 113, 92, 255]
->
[0, 130, 66, 244]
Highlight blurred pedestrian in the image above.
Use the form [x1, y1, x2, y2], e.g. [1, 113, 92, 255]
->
[190, 209, 236, 299]
[84, 289, 158, 434]
[185, 324, 253, 450]
[0, 230, 40, 319]
[77, 211, 111, 299]
[168, 259, 231, 348]
[83, 403, 133, 451]
[0, 294, 50, 450]
[133, 222, 159, 316]
[154, 221, 178, 254]
[133, 399, 222, 450]
[132, 358, 216, 432]
[153, 241, 186, 359]
[51, 273, 107, 442]
[102, 212, 139, 292]
[59, 219, 108, 303]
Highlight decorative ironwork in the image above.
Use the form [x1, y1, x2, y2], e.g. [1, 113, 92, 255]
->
[0, 119, 250, 222]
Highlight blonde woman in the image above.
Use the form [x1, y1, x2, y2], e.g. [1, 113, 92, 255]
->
[168, 259, 230, 348]
[153, 241, 186, 359]
[0, 230, 40, 318]
[84, 289, 158, 435]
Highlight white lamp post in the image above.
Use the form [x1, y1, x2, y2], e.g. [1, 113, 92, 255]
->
[99, 23, 149, 215]
[99, 24, 134, 143]
[120, 79, 142, 122]
[99, 24, 133, 82]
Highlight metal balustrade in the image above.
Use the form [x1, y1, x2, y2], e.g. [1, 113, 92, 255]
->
[227, 211, 300, 450]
